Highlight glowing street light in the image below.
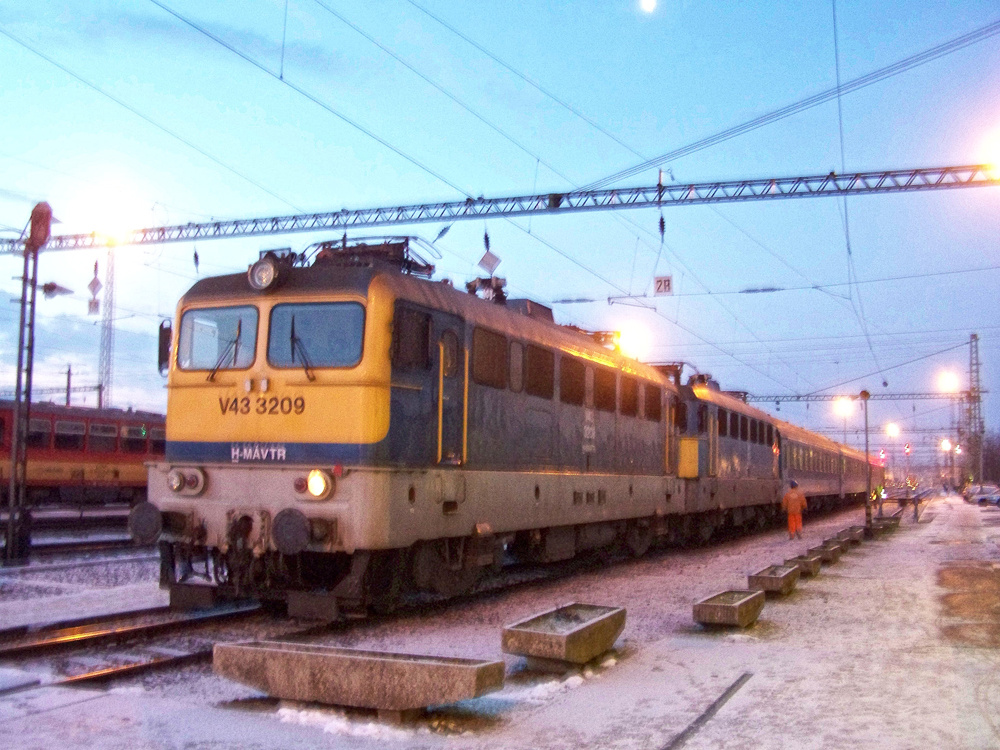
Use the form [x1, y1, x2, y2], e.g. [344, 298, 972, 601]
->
[834, 397, 854, 417]
[938, 371, 961, 393]
[886, 423, 900, 439]
[941, 438, 952, 452]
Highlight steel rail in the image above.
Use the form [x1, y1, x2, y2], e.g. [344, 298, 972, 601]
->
[0, 605, 171, 641]
[0, 602, 260, 658]
[0, 165, 996, 254]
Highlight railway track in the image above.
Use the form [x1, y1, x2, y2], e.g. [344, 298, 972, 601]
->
[0, 602, 272, 696]
[1, 535, 146, 557]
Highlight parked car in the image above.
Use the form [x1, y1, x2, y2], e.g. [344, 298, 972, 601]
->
[969, 484, 1000, 505]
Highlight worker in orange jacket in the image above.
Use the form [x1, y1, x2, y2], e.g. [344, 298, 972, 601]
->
[782, 480, 807, 540]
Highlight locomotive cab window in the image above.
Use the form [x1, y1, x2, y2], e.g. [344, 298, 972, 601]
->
[178, 305, 258, 371]
[675, 401, 688, 433]
[524, 345, 555, 399]
[54, 420, 85, 451]
[559, 357, 585, 406]
[269, 302, 365, 369]
[440, 330, 460, 378]
[392, 306, 431, 370]
[644, 384, 662, 422]
[593, 368, 616, 412]
[472, 327, 507, 389]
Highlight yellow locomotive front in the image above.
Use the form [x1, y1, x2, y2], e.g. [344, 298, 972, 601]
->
[134, 244, 411, 608]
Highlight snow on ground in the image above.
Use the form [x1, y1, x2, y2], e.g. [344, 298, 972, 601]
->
[2, 497, 999, 749]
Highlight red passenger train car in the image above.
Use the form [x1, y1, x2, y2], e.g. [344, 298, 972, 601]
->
[0, 400, 165, 505]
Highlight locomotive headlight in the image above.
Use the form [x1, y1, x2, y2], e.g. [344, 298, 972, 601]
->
[248, 255, 279, 290]
[167, 468, 186, 493]
[306, 469, 333, 500]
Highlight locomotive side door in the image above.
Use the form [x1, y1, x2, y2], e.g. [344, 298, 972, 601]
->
[436, 314, 465, 465]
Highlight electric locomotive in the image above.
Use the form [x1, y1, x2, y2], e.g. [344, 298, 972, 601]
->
[132, 237, 881, 615]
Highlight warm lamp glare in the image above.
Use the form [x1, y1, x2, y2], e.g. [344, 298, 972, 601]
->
[833, 397, 853, 418]
[616, 322, 651, 360]
[640, 0, 657, 12]
[938, 371, 961, 393]
[886, 423, 900, 438]
[941, 439, 952, 452]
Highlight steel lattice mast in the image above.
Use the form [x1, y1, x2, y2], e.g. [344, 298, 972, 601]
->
[98, 249, 115, 408]
[0, 164, 997, 254]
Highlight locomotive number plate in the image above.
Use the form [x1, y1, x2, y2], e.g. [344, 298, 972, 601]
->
[219, 396, 305, 416]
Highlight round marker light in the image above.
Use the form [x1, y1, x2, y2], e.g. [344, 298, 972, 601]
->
[248, 256, 278, 291]
[167, 469, 186, 493]
[306, 469, 332, 500]
[293, 477, 308, 494]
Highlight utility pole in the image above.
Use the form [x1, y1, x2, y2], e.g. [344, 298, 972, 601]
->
[65, 364, 71, 407]
[99, 249, 115, 408]
[861, 390, 873, 535]
[967, 333, 984, 483]
[5, 203, 52, 566]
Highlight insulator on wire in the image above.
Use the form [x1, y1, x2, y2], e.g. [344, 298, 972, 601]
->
[483, 229, 490, 252]
[193, 249, 200, 273]
[658, 215, 665, 239]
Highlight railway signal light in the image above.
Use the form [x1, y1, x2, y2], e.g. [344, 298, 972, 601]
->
[904, 443, 911, 455]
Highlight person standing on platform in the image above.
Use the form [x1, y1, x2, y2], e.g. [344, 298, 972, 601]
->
[782, 480, 807, 540]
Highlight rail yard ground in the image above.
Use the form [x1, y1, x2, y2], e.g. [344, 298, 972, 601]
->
[0, 494, 997, 749]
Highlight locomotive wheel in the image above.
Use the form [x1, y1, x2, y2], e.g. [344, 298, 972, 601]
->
[366, 549, 404, 615]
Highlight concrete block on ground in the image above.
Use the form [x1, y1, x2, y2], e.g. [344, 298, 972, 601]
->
[836, 527, 864, 545]
[502, 603, 626, 666]
[823, 539, 849, 555]
[808, 544, 842, 563]
[213, 641, 504, 713]
[785, 555, 822, 577]
[693, 590, 765, 628]
[748, 565, 800, 596]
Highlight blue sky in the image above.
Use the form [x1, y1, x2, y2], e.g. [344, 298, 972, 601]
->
[1, 0, 998, 468]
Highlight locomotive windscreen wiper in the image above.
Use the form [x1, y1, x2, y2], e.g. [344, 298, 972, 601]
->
[207, 319, 241, 382]
[289, 315, 316, 381]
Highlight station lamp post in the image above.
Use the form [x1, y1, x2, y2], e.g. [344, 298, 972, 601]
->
[860, 390, 873, 533]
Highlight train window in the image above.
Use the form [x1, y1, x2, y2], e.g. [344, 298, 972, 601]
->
[508, 342, 524, 393]
[149, 427, 166, 454]
[730, 411, 739, 437]
[178, 305, 258, 371]
[88, 423, 118, 452]
[392, 306, 431, 370]
[121, 426, 147, 453]
[26, 418, 51, 449]
[525, 345, 555, 399]
[472, 327, 508, 389]
[718, 408, 728, 437]
[441, 330, 460, 378]
[740, 415, 749, 441]
[270, 302, 365, 369]
[675, 401, 688, 433]
[697, 404, 707, 433]
[750, 419, 758, 443]
[54, 420, 85, 451]
[559, 357, 585, 405]
[644, 384, 662, 422]
[767, 424, 773, 445]
[593, 368, 616, 412]
[620, 376, 638, 417]
[0, 417, 4, 446]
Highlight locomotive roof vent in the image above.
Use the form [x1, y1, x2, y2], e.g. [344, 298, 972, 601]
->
[507, 298, 554, 322]
[307, 236, 435, 277]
